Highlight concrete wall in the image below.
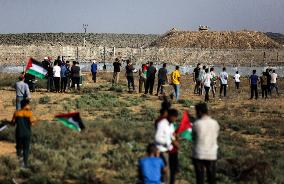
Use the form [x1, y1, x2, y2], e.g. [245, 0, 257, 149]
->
[0, 44, 283, 66]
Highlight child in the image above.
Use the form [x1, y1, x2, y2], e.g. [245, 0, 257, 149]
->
[138, 143, 167, 184]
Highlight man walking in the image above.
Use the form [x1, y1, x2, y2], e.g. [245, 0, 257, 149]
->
[145, 62, 156, 95]
[192, 103, 220, 184]
[219, 67, 228, 98]
[125, 60, 135, 92]
[260, 72, 268, 99]
[270, 70, 279, 96]
[233, 71, 241, 90]
[91, 60, 98, 83]
[113, 58, 121, 85]
[11, 99, 36, 168]
[249, 70, 259, 100]
[171, 66, 181, 101]
[156, 63, 168, 96]
[15, 75, 31, 110]
[203, 68, 211, 102]
[193, 63, 201, 94]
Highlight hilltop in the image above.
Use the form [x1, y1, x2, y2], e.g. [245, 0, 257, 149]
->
[150, 29, 282, 49]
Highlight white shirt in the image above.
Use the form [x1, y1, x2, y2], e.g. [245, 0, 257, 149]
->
[155, 118, 173, 152]
[271, 73, 277, 84]
[192, 116, 220, 160]
[219, 71, 228, 85]
[53, 65, 61, 77]
[234, 74, 240, 82]
[203, 73, 212, 87]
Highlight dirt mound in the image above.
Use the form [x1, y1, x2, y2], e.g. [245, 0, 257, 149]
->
[150, 30, 282, 49]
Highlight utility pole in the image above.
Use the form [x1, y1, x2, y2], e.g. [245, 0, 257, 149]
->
[83, 24, 88, 47]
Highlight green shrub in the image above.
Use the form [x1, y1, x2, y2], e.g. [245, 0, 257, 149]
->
[38, 95, 50, 104]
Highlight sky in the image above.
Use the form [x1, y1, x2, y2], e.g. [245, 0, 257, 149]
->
[0, 0, 283, 34]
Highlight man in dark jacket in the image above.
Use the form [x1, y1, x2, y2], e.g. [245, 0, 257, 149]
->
[145, 62, 156, 95]
[125, 60, 135, 92]
[71, 61, 81, 91]
[91, 60, 97, 83]
[113, 58, 121, 85]
[156, 63, 168, 96]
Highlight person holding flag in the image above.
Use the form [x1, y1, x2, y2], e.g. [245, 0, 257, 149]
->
[11, 99, 36, 168]
[192, 103, 220, 184]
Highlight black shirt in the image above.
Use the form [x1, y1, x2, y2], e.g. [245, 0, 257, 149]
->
[71, 65, 81, 78]
[158, 68, 168, 81]
[147, 66, 156, 79]
[193, 67, 200, 79]
[113, 61, 121, 72]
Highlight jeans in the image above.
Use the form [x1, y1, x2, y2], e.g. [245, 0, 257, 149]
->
[139, 77, 146, 93]
[250, 84, 258, 99]
[261, 85, 268, 98]
[173, 84, 180, 101]
[127, 76, 135, 91]
[92, 72, 97, 83]
[53, 77, 60, 92]
[270, 83, 279, 95]
[47, 76, 54, 91]
[204, 86, 210, 102]
[16, 135, 31, 167]
[16, 96, 24, 110]
[157, 79, 166, 94]
[71, 77, 80, 90]
[220, 84, 227, 97]
[112, 72, 120, 84]
[61, 77, 68, 92]
[145, 77, 155, 94]
[193, 158, 217, 184]
[194, 79, 200, 94]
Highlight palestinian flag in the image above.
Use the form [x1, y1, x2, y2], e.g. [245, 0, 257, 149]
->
[25, 58, 47, 79]
[176, 111, 192, 141]
[54, 112, 85, 132]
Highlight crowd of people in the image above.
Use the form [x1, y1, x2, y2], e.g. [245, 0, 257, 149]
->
[41, 56, 82, 93]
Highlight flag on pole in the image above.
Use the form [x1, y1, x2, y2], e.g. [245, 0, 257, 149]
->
[25, 58, 47, 79]
[0, 122, 8, 132]
[54, 112, 85, 132]
[176, 111, 192, 141]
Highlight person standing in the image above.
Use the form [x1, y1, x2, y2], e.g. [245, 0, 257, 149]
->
[270, 70, 279, 96]
[156, 63, 168, 96]
[249, 70, 259, 100]
[198, 66, 206, 96]
[53, 61, 61, 93]
[60, 62, 68, 93]
[203, 68, 211, 102]
[91, 60, 98, 83]
[260, 72, 268, 99]
[145, 62, 157, 95]
[46, 59, 54, 92]
[139, 64, 147, 93]
[11, 99, 36, 168]
[233, 71, 241, 90]
[171, 66, 181, 101]
[266, 69, 272, 95]
[155, 109, 179, 184]
[138, 143, 167, 184]
[113, 58, 121, 85]
[65, 61, 71, 90]
[193, 63, 201, 94]
[192, 103, 220, 184]
[210, 67, 217, 98]
[219, 67, 228, 98]
[125, 60, 135, 92]
[15, 75, 31, 110]
[71, 61, 81, 91]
